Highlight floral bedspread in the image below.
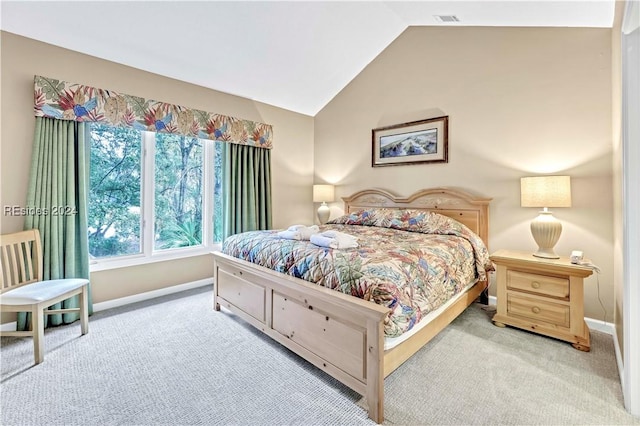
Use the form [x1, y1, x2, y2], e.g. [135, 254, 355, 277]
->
[222, 209, 493, 337]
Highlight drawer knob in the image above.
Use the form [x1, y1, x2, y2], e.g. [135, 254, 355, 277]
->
[531, 281, 540, 289]
[531, 306, 541, 314]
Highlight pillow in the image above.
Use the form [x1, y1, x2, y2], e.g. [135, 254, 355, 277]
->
[329, 208, 441, 228]
[327, 209, 377, 226]
[329, 207, 493, 279]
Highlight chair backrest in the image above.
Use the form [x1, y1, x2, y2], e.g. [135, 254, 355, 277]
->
[0, 229, 43, 293]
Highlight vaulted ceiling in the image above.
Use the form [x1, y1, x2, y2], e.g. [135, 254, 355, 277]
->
[1, 1, 615, 116]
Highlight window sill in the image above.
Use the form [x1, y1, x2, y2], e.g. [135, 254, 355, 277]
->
[89, 244, 222, 273]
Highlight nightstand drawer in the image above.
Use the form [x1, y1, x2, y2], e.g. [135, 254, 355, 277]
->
[507, 293, 570, 327]
[507, 270, 569, 299]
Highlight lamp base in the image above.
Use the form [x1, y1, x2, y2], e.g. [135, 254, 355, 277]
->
[530, 210, 562, 259]
[533, 248, 560, 259]
[317, 203, 330, 224]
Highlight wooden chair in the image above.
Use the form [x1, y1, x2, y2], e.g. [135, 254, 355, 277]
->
[0, 229, 89, 364]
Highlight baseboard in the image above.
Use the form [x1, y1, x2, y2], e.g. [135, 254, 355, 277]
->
[585, 317, 616, 335]
[613, 328, 625, 390]
[93, 278, 213, 312]
[487, 295, 614, 336]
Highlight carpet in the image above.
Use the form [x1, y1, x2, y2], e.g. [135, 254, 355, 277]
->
[1, 286, 638, 425]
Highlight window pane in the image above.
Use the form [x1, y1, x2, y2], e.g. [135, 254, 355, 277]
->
[213, 141, 224, 243]
[154, 133, 203, 249]
[88, 123, 142, 258]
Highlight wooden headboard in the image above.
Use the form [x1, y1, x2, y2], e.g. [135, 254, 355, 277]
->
[342, 188, 491, 248]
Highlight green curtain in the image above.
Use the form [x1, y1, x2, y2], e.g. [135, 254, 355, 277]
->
[18, 117, 92, 330]
[222, 143, 272, 240]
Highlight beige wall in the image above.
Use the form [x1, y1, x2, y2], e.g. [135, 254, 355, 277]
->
[314, 26, 614, 320]
[0, 32, 314, 308]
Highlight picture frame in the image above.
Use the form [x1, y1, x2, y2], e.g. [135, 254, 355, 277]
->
[371, 116, 448, 167]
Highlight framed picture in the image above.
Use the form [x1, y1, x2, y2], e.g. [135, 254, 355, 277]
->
[372, 116, 448, 167]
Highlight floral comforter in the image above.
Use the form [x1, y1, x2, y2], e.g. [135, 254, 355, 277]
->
[222, 209, 493, 337]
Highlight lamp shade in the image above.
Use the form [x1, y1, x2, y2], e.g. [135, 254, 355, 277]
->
[521, 176, 571, 208]
[313, 184, 335, 203]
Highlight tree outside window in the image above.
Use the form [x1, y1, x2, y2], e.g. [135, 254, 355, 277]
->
[88, 123, 222, 260]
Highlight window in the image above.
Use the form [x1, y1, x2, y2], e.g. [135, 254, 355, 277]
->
[88, 123, 223, 265]
[88, 124, 142, 258]
[153, 133, 203, 250]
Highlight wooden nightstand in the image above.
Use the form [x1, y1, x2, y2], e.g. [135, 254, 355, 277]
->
[490, 249, 594, 351]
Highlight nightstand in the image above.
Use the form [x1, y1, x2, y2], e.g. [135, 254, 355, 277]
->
[490, 249, 594, 351]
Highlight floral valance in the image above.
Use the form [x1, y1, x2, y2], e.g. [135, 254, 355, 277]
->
[33, 75, 273, 149]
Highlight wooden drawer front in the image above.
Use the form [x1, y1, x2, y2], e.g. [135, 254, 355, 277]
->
[217, 269, 265, 323]
[507, 294, 570, 328]
[507, 270, 569, 299]
[272, 292, 365, 381]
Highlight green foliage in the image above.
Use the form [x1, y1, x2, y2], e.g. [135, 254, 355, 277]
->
[157, 221, 202, 249]
[213, 141, 224, 242]
[88, 123, 142, 258]
[154, 133, 203, 250]
[88, 124, 223, 259]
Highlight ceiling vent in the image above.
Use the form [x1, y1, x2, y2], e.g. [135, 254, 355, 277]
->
[434, 15, 460, 23]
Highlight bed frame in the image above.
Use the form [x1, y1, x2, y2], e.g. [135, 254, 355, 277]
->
[212, 187, 491, 423]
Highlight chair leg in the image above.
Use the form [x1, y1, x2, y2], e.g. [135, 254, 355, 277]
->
[80, 285, 89, 335]
[32, 306, 44, 364]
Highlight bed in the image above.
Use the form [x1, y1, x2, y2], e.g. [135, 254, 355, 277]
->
[212, 187, 492, 422]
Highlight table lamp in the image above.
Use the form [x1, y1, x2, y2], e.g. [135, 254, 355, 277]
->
[313, 184, 335, 224]
[520, 175, 572, 259]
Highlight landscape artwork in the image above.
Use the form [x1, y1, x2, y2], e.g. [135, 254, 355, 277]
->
[372, 116, 448, 167]
[379, 129, 437, 158]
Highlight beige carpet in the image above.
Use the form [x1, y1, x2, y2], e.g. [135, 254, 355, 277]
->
[1, 286, 638, 425]
[373, 302, 636, 425]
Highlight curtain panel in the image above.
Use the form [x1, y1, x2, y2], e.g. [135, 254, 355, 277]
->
[222, 143, 273, 240]
[34, 75, 273, 149]
[20, 117, 92, 330]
